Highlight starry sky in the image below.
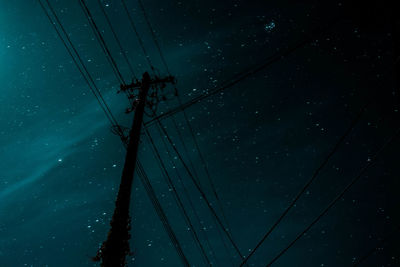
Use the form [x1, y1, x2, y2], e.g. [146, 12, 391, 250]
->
[0, 0, 399, 266]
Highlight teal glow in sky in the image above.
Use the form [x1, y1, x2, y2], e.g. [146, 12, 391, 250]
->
[0, 1, 399, 266]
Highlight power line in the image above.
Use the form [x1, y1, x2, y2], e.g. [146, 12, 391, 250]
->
[96, 0, 137, 79]
[156, 119, 246, 261]
[42, 1, 205, 264]
[43, 1, 190, 263]
[240, 103, 369, 265]
[80, 0, 137, 113]
[40, 2, 399, 265]
[41, 0, 232, 265]
[78, 0, 126, 85]
[107, 132, 192, 267]
[136, 0, 169, 74]
[265, 127, 400, 267]
[136, 160, 190, 267]
[352, 224, 400, 266]
[168, 94, 233, 248]
[136, 1, 234, 251]
[167, 118, 235, 264]
[170, 118, 203, 188]
[134, 1, 234, 257]
[144, 17, 342, 127]
[175, 105, 232, 231]
[120, 0, 155, 73]
[139, 3, 236, 258]
[39, 0, 121, 134]
[155, 123, 232, 266]
[155, 124, 224, 266]
[353, 244, 383, 266]
[144, 128, 212, 265]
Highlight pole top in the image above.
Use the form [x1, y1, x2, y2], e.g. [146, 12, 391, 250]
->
[118, 72, 176, 116]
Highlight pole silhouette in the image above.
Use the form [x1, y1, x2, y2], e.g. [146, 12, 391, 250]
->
[93, 72, 151, 267]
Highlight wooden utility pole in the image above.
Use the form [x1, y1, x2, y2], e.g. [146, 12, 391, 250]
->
[94, 72, 175, 267]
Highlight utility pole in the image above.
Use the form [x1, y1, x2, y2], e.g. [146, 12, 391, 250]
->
[94, 72, 175, 267]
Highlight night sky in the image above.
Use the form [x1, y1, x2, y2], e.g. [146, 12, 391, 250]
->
[0, 0, 399, 266]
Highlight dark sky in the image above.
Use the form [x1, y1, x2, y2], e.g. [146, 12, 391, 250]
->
[0, 0, 399, 266]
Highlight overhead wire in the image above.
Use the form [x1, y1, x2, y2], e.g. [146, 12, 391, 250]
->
[353, 243, 385, 266]
[352, 224, 400, 266]
[120, 0, 155, 73]
[82, 0, 193, 264]
[97, 125, 192, 265]
[155, 123, 230, 266]
[174, 107, 233, 230]
[41, 1, 193, 265]
[132, 0, 237, 262]
[84, 8, 191, 267]
[156, 119, 246, 261]
[264, 127, 400, 266]
[136, 1, 235, 256]
[170, 119, 203, 188]
[79, 0, 137, 137]
[240, 102, 369, 265]
[92, 0, 138, 110]
[78, 0, 126, 85]
[136, 0, 169, 74]
[144, 17, 343, 127]
[144, 128, 212, 265]
[167, 118, 235, 264]
[39, 0, 121, 134]
[41, 2, 384, 266]
[136, 160, 190, 267]
[96, 0, 137, 79]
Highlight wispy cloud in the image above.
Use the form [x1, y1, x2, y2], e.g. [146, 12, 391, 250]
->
[0, 97, 110, 201]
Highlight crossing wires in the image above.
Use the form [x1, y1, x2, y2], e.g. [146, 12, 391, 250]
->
[240, 102, 369, 265]
[120, 0, 155, 73]
[136, 159, 190, 267]
[143, 17, 342, 127]
[136, 0, 236, 259]
[95, 0, 137, 79]
[78, 0, 126, 85]
[38, 0, 124, 138]
[157, 119, 246, 260]
[265, 127, 400, 266]
[39, 1, 191, 265]
[144, 128, 213, 265]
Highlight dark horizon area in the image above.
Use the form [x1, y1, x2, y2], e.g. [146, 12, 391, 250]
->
[0, 0, 399, 266]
